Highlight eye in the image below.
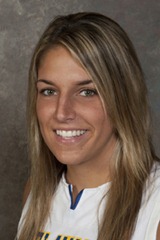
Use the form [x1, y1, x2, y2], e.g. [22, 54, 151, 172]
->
[80, 89, 97, 97]
[39, 89, 57, 96]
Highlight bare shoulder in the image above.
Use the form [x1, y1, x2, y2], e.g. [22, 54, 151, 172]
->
[157, 223, 160, 240]
[22, 178, 31, 207]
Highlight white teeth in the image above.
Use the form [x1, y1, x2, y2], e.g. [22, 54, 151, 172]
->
[56, 130, 86, 138]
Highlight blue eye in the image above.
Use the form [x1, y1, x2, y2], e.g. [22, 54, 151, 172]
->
[80, 89, 97, 97]
[40, 89, 57, 96]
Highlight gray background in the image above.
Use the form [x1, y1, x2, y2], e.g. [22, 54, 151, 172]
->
[0, 0, 159, 239]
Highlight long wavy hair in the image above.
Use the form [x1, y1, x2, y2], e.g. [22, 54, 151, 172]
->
[18, 12, 158, 240]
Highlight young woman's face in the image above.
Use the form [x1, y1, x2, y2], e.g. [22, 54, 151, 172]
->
[36, 46, 116, 169]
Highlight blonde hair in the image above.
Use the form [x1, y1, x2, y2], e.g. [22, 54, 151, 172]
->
[18, 12, 158, 240]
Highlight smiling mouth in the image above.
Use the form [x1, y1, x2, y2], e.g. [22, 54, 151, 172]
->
[55, 130, 87, 138]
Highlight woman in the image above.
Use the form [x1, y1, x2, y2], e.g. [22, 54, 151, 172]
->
[17, 12, 160, 240]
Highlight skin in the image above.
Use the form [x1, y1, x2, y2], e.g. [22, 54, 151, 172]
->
[36, 45, 116, 197]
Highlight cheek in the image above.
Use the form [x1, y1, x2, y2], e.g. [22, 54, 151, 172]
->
[36, 100, 43, 123]
[95, 106, 113, 133]
[36, 100, 53, 125]
[91, 103, 106, 122]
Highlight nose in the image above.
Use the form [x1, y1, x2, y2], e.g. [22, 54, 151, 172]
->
[54, 94, 76, 122]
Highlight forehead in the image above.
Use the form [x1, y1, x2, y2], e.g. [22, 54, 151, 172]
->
[38, 46, 92, 82]
[39, 45, 80, 68]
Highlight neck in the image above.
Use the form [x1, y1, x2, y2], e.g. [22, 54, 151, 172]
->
[66, 161, 111, 192]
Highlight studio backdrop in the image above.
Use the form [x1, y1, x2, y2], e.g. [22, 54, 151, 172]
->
[0, 0, 159, 239]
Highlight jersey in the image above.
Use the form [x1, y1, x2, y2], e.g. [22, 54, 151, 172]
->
[17, 162, 160, 240]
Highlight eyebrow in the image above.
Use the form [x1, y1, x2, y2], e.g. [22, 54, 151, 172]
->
[36, 79, 93, 86]
[76, 80, 93, 86]
[36, 79, 54, 85]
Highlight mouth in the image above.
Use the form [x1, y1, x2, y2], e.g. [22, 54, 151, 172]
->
[55, 129, 87, 138]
